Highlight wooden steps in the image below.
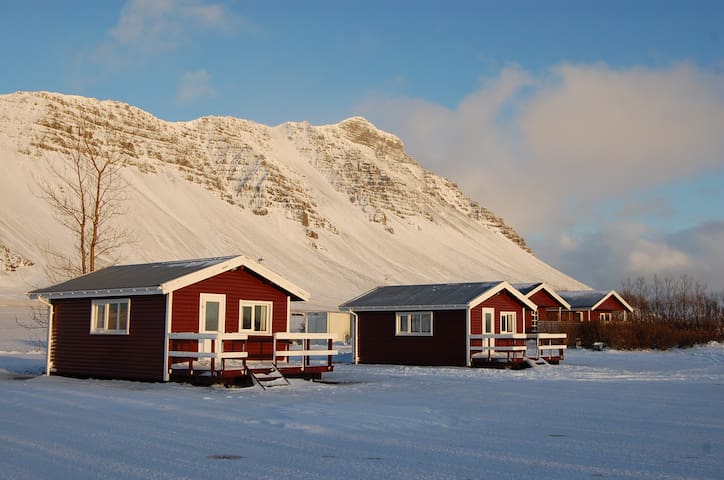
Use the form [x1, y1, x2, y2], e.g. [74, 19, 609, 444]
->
[248, 364, 290, 390]
[524, 356, 550, 368]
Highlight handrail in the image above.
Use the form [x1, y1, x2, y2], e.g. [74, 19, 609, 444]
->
[273, 332, 337, 372]
[527, 333, 567, 340]
[469, 333, 528, 340]
[275, 332, 340, 341]
[168, 332, 249, 341]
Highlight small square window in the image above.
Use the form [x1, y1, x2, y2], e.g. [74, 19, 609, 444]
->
[91, 299, 130, 335]
[239, 301, 272, 334]
[396, 312, 433, 336]
[500, 312, 516, 333]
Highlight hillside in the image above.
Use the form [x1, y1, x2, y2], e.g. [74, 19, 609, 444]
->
[0, 91, 585, 310]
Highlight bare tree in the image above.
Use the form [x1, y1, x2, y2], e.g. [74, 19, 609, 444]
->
[34, 122, 132, 280]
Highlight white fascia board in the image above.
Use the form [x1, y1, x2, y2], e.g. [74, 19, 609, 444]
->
[467, 281, 538, 311]
[159, 255, 310, 301]
[27, 287, 163, 300]
[591, 290, 634, 313]
[526, 283, 572, 310]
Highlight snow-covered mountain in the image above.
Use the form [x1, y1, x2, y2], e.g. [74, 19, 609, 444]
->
[0, 91, 586, 309]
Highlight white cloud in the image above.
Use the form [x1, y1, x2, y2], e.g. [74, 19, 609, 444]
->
[358, 62, 724, 290]
[177, 70, 214, 103]
[518, 63, 724, 196]
[110, 0, 236, 52]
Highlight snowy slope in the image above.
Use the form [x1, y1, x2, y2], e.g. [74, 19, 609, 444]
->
[0, 91, 586, 309]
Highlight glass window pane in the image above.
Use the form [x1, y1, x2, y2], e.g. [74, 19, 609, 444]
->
[95, 304, 106, 329]
[256, 305, 268, 331]
[399, 315, 408, 333]
[411, 314, 421, 332]
[242, 306, 252, 330]
[421, 314, 431, 333]
[108, 303, 118, 330]
[205, 301, 219, 332]
[119, 302, 128, 330]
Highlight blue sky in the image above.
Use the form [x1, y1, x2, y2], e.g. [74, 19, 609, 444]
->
[2, 0, 724, 291]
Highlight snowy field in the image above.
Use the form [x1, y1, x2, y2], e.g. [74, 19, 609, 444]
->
[1, 305, 723, 480]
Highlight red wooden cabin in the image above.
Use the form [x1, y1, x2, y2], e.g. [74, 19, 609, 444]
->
[557, 290, 634, 323]
[340, 281, 564, 367]
[28, 255, 336, 385]
[512, 282, 572, 331]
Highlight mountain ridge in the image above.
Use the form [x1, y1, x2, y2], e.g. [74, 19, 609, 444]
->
[0, 91, 586, 309]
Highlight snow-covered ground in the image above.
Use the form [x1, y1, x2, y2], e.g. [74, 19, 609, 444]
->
[1, 308, 722, 480]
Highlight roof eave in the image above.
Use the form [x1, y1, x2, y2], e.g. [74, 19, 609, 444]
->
[591, 290, 634, 312]
[340, 304, 469, 312]
[468, 281, 538, 311]
[159, 255, 310, 301]
[529, 283, 572, 310]
[28, 286, 164, 300]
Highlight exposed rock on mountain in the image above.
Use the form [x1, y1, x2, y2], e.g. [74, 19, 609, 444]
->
[0, 91, 584, 308]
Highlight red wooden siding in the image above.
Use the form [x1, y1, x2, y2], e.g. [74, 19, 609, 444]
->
[171, 267, 288, 334]
[470, 290, 529, 335]
[526, 290, 564, 330]
[357, 310, 467, 366]
[171, 267, 289, 360]
[50, 295, 166, 381]
[596, 295, 628, 312]
[529, 290, 561, 308]
[559, 294, 630, 322]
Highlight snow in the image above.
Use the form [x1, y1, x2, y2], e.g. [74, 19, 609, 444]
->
[0, 91, 587, 312]
[1, 309, 722, 479]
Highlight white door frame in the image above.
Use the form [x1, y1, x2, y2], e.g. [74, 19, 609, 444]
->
[199, 293, 226, 355]
[482, 307, 495, 351]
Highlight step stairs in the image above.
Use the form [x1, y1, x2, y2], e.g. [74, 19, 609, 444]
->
[248, 364, 290, 389]
[524, 356, 550, 368]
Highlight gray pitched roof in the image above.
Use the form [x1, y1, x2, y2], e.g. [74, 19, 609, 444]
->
[557, 290, 609, 309]
[340, 281, 506, 311]
[30, 256, 233, 295]
[28, 255, 309, 301]
[558, 290, 633, 312]
[511, 282, 543, 295]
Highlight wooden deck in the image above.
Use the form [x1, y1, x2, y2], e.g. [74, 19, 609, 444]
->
[469, 333, 567, 368]
[167, 332, 337, 386]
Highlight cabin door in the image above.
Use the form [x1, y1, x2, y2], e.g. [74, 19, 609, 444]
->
[482, 307, 495, 350]
[199, 294, 226, 359]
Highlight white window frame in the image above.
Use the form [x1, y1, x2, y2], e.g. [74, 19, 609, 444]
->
[599, 312, 612, 323]
[531, 310, 539, 331]
[577, 311, 585, 322]
[500, 311, 516, 334]
[396, 311, 433, 336]
[90, 298, 130, 335]
[239, 300, 273, 335]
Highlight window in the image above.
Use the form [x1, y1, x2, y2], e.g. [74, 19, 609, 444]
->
[500, 312, 516, 333]
[576, 311, 585, 322]
[239, 301, 272, 334]
[396, 312, 433, 336]
[91, 299, 130, 334]
[599, 312, 612, 323]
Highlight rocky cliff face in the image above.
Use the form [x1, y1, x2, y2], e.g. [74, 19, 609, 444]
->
[7, 91, 530, 252]
[0, 91, 583, 308]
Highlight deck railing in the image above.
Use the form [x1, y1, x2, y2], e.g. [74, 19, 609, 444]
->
[526, 333, 567, 360]
[469, 333, 528, 362]
[168, 332, 249, 374]
[273, 332, 338, 372]
[168, 331, 338, 376]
